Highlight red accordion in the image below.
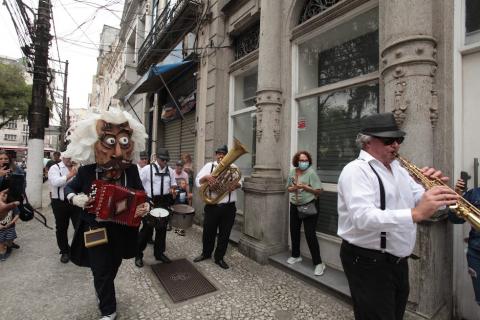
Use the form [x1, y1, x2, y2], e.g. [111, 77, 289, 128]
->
[87, 180, 147, 227]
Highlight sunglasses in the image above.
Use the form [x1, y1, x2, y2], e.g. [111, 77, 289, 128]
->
[376, 136, 404, 145]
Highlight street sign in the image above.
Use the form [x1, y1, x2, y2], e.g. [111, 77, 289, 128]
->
[44, 125, 61, 135]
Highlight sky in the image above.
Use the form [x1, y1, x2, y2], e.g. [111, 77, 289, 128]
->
[0, 0, 124, 109]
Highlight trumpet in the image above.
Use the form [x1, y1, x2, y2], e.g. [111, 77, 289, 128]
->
[397, 155, 480, 230]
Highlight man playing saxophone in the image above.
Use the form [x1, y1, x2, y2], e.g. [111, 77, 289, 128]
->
[193, 144, 241, 269]
[337, 112, 459, 320]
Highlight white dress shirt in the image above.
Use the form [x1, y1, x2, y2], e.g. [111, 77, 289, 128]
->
[195, 161, 240, 204]
[48, 161, 71, 200]
[139, 162, 177, 198]
[337, 150, 425, 257]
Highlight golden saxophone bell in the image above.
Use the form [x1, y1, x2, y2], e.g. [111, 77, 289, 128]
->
[199, 139, 248, 205]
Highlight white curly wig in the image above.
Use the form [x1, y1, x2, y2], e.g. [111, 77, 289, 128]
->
[63, 108, 147, 165]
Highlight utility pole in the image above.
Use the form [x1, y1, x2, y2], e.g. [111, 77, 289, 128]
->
[26, 0, 51, 208]
[59, 59, 68, 151]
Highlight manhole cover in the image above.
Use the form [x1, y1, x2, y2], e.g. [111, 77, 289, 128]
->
[152, 258, 217, 303]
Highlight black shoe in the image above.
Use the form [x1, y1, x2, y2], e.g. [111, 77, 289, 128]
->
[156, 254, 171, 263]
[135, 257, 144, 268]
[60, 253, 70, 264]
[10, 242, 20, 249]
[193, 254, 211, 263]
[215, 259, 229, 269]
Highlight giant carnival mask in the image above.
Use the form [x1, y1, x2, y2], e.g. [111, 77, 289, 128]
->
[94, 120, 134, 179]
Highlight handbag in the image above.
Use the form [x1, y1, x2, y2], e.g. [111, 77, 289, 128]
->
[297, 201, 317, 219]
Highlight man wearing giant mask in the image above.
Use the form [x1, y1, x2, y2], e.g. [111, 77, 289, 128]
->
[64, 109, 149, 320]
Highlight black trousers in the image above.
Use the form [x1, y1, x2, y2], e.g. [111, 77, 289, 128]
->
[51, 198, 80, 254]
[137, 221, 167, 259]
[137, 195, 170, 259]
[289, 203, 322, 265]
[340, 241, 410, 320]
[202, 202, 236, 261]
[86, 224, 125, 317]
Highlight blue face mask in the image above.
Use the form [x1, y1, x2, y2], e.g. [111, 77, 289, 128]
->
[298, 161, 309, 171]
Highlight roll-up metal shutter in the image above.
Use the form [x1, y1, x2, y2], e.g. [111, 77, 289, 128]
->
[163, 111, 195, 163]
[179, 111, 195, 162]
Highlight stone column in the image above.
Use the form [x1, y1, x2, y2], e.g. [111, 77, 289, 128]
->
[238, 0, 288, 264]
[381, 1, 449, 319]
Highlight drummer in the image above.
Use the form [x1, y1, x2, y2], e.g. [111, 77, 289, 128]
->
[135, 148, 176, 268]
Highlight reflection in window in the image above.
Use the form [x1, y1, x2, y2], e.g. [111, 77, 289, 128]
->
[298, 8, 379, 91]
[231, 67, 258, 213]
[298, 83, 378, 183]
[234, 69, 258, 111]
[466, 0, 480, 44]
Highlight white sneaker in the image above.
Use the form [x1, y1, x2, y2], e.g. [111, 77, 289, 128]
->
[286, 256, 302, 264]
[314, 263, 326, 276]
[100, 312, 117, 320]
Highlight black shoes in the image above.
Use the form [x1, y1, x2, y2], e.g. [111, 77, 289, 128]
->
[10, 242, 20, 249]
[60, 253, 70, 264]
[193, 254, 211, 263]
[156, 253, 171, 263]
[135, 257, 144, 268]
[215, 259, 229, 269]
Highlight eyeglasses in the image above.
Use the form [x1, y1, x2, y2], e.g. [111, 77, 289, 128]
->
[376, 136, 404, 145]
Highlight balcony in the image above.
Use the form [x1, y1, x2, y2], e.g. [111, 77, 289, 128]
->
[137, 0, 202, 75]
[114, 63, 138, 100]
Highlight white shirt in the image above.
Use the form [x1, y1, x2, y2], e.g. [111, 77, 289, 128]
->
[195, 161, 239, 204]
[139, 162, 176, 198]
[48, 161, 71, 200]
[337, 150, 425, 257]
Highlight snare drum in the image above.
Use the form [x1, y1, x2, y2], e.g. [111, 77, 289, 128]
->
[145, 208, 169, 229]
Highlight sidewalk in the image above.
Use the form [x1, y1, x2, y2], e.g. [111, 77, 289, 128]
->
[0, 184, 354, 320]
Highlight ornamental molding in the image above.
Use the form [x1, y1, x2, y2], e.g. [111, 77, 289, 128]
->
[255, 89, 283, 142]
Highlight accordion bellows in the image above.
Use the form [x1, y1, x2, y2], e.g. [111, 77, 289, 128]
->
[88, 180, 147, 227]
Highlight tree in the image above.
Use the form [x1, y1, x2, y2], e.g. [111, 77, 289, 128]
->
[0, 62, 31, 129]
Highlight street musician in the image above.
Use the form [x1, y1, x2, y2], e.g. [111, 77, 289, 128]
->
[64, 108, 149, 320]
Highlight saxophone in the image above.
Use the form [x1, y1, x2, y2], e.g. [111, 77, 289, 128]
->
[397, 155, 480, 230]
[199, 139, 248, 205]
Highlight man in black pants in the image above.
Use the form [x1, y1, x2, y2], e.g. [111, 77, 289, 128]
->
[135, 148, 176, 267]
[193, 145, 240, 269]
[48, 155, 79, 263]
[64, 109, 150, 320]
[337, 113, 458, 320]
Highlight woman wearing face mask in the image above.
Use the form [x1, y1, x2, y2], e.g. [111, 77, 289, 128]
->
[286, 150, 325, 276]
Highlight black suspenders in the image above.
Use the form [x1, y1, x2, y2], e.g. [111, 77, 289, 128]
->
[56, 164, 62, 199]
[368, 163, 387, 251]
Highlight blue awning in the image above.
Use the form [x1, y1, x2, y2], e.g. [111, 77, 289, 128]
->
[124, 60, 194, 102]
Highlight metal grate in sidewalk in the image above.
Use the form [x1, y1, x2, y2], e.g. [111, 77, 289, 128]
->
[151, 258, 217, 303]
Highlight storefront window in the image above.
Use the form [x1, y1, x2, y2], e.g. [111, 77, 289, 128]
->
[231, 67, 258, 213]
[298, 83, 378, 183]
[295, 6, 379, 236]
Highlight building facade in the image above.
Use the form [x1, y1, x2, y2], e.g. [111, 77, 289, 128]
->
[193, 0, 478, 319]
[91, 0, 480, 318]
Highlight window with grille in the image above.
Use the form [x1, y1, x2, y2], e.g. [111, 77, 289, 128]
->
[294, 6, 379, 236]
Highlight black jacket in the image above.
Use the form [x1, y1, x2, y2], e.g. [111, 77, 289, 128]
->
[66, 164, 144, 267]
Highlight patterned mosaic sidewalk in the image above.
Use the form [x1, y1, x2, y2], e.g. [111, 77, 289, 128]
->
[0, 185, 354, 320]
